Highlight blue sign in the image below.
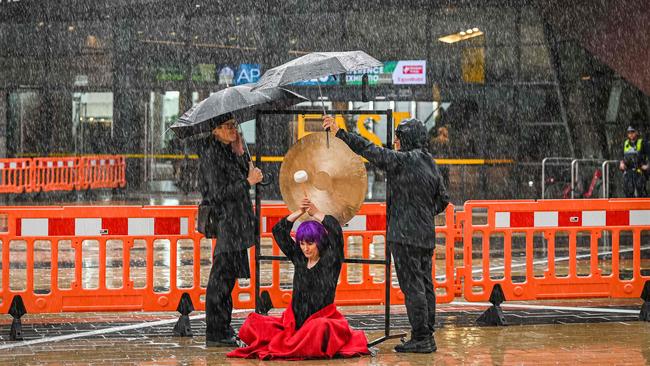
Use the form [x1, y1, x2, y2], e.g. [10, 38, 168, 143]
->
[235, 64, 261, 85]
[292, 75, 338, 86]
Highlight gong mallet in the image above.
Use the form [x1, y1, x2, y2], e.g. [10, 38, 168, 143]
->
[293, 170, 309, 197]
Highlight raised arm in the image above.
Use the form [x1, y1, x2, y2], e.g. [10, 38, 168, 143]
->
[323, 116, 405, 172]
[303, 198, 344, 261]
[321, 215, 344, 260]
[272, 209, 305, 261]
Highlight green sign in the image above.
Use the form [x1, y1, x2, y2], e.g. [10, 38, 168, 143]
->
[156, 66, 184, 82]
[346, 60, 426, 85]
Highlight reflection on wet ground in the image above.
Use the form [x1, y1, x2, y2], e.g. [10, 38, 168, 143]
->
[2, 310, 649, 365]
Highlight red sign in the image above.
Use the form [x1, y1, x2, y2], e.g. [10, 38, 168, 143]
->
[402, 65, 423, 74]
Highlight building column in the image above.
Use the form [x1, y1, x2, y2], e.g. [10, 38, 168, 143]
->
[112, 10, 146, 190]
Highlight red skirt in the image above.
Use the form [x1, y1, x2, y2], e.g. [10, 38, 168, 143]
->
[227, 304, 369, 360]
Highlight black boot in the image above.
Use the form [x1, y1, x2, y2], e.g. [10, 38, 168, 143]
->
[206, 335, 239, 347]
[394, 335, 437, 353]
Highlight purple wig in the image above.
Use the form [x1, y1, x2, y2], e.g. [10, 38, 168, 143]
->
[295, 220, 328, 251]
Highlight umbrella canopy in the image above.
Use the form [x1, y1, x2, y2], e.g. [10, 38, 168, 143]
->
[251, 51, 382, 91]
[170, 85, 308, 139]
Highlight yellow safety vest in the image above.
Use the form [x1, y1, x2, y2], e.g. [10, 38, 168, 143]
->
[624, 138, 643, 153]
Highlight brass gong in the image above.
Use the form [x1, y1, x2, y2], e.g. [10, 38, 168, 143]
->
[279, 132, 367, 225]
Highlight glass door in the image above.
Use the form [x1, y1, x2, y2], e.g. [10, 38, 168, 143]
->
[72, 92, 114, 155]
[144, 90, 180, 189]
[7, 89, 42, 157]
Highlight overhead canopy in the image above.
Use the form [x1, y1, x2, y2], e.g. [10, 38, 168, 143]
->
[538, 0, 650, 96]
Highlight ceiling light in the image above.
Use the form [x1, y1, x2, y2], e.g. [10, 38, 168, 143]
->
[438, 28, 484, 44]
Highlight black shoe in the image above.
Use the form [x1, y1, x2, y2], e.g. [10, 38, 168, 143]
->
[394, 336, 437, 353]
[206, 335, 239, 348]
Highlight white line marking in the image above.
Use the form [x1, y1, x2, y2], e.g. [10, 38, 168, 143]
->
[435, 245, 650, 281]
[0, 309, 251, 350]
[449, 301, 640, 314]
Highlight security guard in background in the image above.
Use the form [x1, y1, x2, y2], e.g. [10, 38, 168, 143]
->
[619, 125, 649, 197]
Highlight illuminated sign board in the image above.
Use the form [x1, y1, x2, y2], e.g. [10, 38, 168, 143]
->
[346, 60, 427, 86]
[156, 63, 262, 84]
[234, 64, 261, 85]
[291, 75, 338, 86]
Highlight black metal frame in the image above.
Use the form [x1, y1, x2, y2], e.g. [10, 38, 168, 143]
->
[253, 109, 405, 347]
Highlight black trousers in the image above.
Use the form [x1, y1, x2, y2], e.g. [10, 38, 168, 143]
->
[205, 247, 250, 340]
[623, 170, 647, 197]
[389, 241, 436, 340]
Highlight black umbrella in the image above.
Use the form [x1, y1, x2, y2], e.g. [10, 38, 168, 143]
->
[169, 85, 308, 139]
[251, 51, 382, 146]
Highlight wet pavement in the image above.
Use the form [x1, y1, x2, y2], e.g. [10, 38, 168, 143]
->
[2, 300, 649, 365]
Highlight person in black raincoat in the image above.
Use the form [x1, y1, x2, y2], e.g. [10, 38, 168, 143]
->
[197, 115, 263, 347]
[323, 116, 449, 353]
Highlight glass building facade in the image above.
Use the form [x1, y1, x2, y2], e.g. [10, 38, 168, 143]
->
[1, 0, 648, 203]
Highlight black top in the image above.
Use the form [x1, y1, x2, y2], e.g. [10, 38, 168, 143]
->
[198, 136, 255, 253]
[272, 215, 344, 329]
[336, 129, 449, 248]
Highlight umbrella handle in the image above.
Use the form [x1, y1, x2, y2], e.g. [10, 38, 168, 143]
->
[260, 172, 273, 186]
[317, 81, 327, 115]
[317, 81, 330, 148]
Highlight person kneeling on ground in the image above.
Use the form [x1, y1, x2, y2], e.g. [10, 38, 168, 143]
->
[227, 197, 369, 360]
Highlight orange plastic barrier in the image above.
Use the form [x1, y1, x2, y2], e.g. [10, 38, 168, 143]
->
[0, 203, 455, 315]
[0, 155, 126, 193]
[80, 155, 127, 189]
[33, 157, 80, 192]
[1, 199, 648, 317]
[0, 159, 32, 193]
[460, 199, 650, 302]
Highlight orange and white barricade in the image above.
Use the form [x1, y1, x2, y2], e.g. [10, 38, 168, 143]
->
[460, 199, 650, 302]
[0, 158, 32, 193]
[32, 157, 80, 192]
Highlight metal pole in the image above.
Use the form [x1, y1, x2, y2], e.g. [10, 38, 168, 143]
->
[254, 110, 262, 313]
[602, 160, 608, 198]
[542, 157, 548, 199]
[571, 159, 577, 199]
[384, 108, 393, 339]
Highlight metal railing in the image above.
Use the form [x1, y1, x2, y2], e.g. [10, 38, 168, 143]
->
[541, 157, 573, 199]
[601, 160, 620, 198]
[570, 158, 604, 198]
